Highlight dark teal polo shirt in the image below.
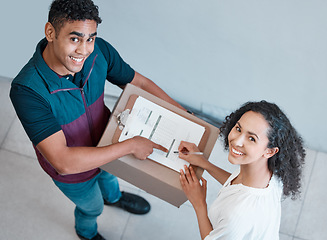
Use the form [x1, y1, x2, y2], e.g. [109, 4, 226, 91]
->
[10, 37, 135, 183]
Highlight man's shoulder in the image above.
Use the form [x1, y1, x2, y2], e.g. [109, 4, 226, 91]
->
[95, 36, 106, 44]
[94, 37, 117, 54]
[13, 38, 47, 87]
[11, 58, 49, 101]
[93, 37, 118, 65]
[95, 37, 108, 50]
[12, 58, 40, 88]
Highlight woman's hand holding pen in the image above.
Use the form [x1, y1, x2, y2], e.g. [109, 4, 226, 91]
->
[177, 141, 208, 169]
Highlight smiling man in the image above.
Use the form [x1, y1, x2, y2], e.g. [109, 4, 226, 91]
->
[43, 20, 99, 75]
[9, 0, 185, 240]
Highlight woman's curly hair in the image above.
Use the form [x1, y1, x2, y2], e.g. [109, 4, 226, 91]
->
[48, 0, 102, 35]
[219, 101, 305, 199]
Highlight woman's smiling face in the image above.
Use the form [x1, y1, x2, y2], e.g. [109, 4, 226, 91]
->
[227, 111, 273, 166]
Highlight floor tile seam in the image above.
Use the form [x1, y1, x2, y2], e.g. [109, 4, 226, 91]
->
[119, 188, 142, 240]
[279, 229, 295, 237]
[1, 147, 36, 161]
[280, 232, 313, 240]
[104, 93, 119, 100]
[119, 212, 132, 240]
[0, 115, 16, 149]
[292, 150, 318, 239]
[292, 236, 310, 240]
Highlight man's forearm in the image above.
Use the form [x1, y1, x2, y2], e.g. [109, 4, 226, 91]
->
[36, 130, 164, 175]
[37, 134, 134, 175]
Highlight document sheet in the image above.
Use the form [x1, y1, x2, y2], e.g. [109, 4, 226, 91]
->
[118, 96, 205, 172]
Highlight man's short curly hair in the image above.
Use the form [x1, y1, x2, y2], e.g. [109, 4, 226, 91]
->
[48, 0, 102, 35]
[219, 101, 306, 199]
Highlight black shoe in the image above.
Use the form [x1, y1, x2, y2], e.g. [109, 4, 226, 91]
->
[76, 232, 105, 240]
[104, 191, 151, 215]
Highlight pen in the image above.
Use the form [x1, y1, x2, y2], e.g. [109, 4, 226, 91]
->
[173, 151, 204, 155]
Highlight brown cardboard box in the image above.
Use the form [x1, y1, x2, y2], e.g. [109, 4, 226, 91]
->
[98, 84, 219, 207]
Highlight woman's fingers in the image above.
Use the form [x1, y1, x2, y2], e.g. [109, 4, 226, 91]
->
[184, 165, 194, 182]
[180, 169, 187, 184]
[200, 177, 207, 189]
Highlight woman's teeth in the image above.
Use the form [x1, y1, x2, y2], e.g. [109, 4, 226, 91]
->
[232, 148, 244, 156]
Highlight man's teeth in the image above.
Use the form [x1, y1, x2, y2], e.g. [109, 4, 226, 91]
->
[70, 56, 83, 62]
[232, 148, 244, 155]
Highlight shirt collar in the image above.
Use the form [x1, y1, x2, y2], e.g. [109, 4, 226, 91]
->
[33, 38, 95, 92]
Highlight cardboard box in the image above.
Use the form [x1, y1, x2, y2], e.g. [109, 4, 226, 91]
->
[98, 84, 219, 207]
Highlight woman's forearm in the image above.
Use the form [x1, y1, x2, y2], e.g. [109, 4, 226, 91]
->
[202, 160, 231, 185]
[194, 205, 213, 240]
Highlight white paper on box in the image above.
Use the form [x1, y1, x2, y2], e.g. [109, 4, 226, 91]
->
[118, 96, 205, 172]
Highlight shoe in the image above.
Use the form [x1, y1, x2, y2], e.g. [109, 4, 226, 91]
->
[76, 232, 105, 240]
[104, 191, 151, 214]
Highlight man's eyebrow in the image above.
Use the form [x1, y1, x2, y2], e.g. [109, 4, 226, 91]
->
[89, 32, 97, 37]
[237, 121, 260, 140]
[70, 31, 85, 37]
[69, 31, 97, 37]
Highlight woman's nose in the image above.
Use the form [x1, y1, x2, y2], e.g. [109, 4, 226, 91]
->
[234, 134, 244, 147]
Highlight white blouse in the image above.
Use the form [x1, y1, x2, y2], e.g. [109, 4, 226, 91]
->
[205, 168, 282, 240]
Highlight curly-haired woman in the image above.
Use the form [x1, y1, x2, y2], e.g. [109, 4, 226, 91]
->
[179, 101, 305, 240]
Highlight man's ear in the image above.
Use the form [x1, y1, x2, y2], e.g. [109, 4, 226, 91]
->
[264, 147, 279, 158]
[45, 22, 56, 42]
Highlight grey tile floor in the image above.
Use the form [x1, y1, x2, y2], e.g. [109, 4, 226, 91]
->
[0, 76, 325, 240]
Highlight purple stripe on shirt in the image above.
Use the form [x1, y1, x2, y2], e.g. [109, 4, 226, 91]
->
[34, 93, 111, 183]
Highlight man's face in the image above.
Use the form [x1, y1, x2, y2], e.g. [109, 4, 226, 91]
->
[45, 20, 97, 76]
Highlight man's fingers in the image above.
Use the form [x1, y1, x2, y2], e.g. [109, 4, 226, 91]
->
[153, 143, 168, 153]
